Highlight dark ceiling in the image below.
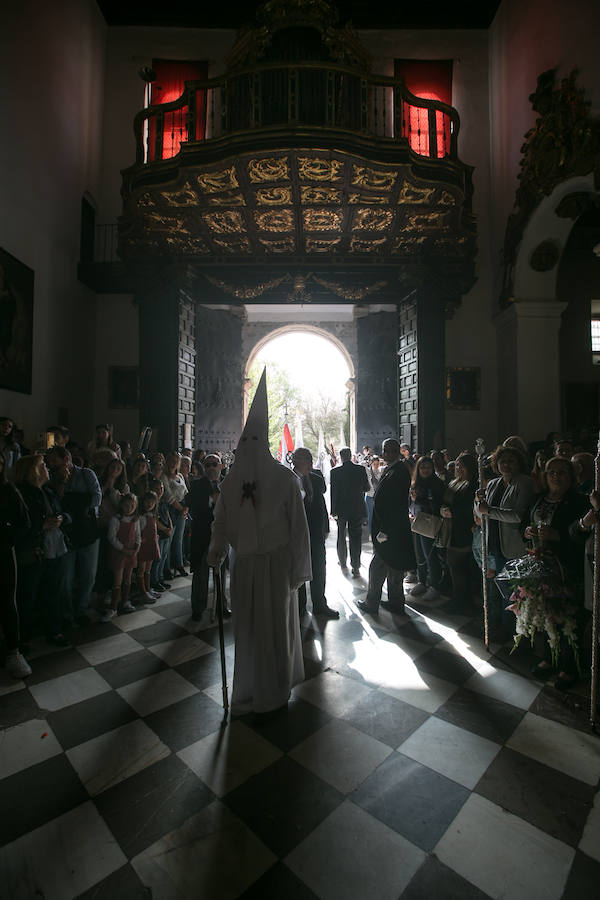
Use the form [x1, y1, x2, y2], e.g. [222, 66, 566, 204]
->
[96, 0, 501, 31]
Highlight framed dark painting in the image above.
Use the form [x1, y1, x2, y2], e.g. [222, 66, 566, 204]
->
[445, 366, 481, 410]
[109, 366, 139, 409]
[0, 247, 34, 394]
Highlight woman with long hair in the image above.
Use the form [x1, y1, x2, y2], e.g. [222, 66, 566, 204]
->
[439, 452, 478, 613]
[162, 451, 189, 578]
[408, 456, 445, 597]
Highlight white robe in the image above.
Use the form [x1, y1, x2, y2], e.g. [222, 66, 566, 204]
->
[209, 465, 312, 714]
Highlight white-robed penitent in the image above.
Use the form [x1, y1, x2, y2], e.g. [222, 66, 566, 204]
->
[207, 369, 312, 715]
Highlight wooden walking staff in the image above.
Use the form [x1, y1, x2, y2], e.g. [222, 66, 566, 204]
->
[591, 432, 600, 728]
[475, 438, 490, 650]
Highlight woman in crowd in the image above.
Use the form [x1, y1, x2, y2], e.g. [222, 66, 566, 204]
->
[0, 450, 31, 678]
[137, 491, 161, 602]
[409, 455, 445, 597]
[150, 477, 173, 592]
[523, 456, 588, 687]
[162, 451, 189, 578]
[97, 459, 130, 603]
[439, 452, 478, 613]
[530, 449, 548, 494]
[130, 455, 150, 499]
[430, 450, 447, 484]
[475, 445, 536, 637]
[103, 492, 140, 619]
[364, 456, 381, 534]
[86, 423, 120, 474]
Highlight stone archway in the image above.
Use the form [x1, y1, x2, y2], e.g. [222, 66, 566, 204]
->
[243, 323, 357, 449]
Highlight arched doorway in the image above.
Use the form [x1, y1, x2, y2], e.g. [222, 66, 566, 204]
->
[244, 324, 357, 451]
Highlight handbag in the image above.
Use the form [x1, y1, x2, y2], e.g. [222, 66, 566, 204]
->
[411, 511, 442, 539]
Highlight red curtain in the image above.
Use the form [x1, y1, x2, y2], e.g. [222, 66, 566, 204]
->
[147, 59, 208, 161]
[394, 60, 453, 158]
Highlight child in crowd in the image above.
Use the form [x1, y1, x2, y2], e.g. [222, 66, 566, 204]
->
[104, 493, 140, 619]
[150, 478, 173, 592]
[137, 491, 161, 603]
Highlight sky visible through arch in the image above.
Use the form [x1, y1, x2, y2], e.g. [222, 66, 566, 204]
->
[253, 332, 350, 405]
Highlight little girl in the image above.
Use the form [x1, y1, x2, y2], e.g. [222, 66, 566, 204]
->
[103, 493, 141, 619]
[137, 491, 161, 603]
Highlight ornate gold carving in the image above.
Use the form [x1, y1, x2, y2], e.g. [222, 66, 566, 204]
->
[352, 165, 396, 191]
[348, 193, 389, 204]
[352, 209, 393, 231]
[300, 186, 342, 204]
[203, 211, 244, 234]
[204, 274, 287, 299]
[305, 237, 341, 252]
[256, 187, 293, 205]
[212, 236, 251, 253]
[208, 194, 246, 206]
[136, 192, 156, 208]
[196, 167, 239, 193]
[302, 209, 343, 231]
[312, 276, 387, 300]
[160, 185, 198, 206]
[259, 236, 296, 253]
[392, 236, 427, 253]
[255, 209, 294, 232]
[248, 157, 289, 182]
[349, 236, 387, 252]
[406, 212, 446, 229]
[397, 183, 436, 205]
[439, 190, 457, 206]
[166, 236, 210, 254]
[144, 212, 189, 233]
[298, 157, 343, 181]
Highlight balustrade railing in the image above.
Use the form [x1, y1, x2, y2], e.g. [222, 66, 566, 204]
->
[133, 62, 459, 165]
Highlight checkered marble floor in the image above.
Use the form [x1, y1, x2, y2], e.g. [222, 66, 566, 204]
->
[1, 539, 599, 900]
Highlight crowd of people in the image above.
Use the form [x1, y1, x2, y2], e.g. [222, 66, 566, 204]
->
[1, 412, 597, 702]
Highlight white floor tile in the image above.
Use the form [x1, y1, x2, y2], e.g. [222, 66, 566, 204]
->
[28, 667, 111, 712]
[66, 719, 170, 796]
[0, 801, 126, 900]
[286, 800, 425, 900]
[148, 634, 215, 666]
[112, 608, 164, 631]
[398, 716, 501, 789]
[131, 800, 276, 900]
[116, 668, 198, 716]
[380, 669, 458, 713]
[177, 720, 282, 797]
[0, 719, 62, 780]
[76, 632, 143, 665]
[579, 788, 600, 861]
[290, 719, 392, 793]
[294, 670, 373, 716]
[435, 793, 575, 900]
[464, 663, 540, 710]
[506, 712, 600, 785]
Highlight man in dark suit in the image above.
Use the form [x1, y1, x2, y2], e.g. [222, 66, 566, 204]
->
[188, 454, 229, 622]
[330, 447, 370, 576]
[358, 438, 416, 615]
[293, 447, 339, 619]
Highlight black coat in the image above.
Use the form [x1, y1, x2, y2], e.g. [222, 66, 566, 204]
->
[301, 469, 329, 543]
[371, 461, 416, 571]
[188, 476, 217, 567]
[330, 461, 369, 520]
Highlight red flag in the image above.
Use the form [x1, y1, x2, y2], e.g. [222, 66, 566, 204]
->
[283, 424, 294, 452]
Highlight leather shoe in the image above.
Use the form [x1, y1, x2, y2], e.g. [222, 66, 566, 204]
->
[380, 600, 406, 614]
[357, 600, 379, 615]
[351, 568, 360, 577]
[176, 567, 189, 578]
[313, 605, 340, 619]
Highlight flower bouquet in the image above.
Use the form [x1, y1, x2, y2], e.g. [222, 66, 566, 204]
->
[495, 550, 581, 673]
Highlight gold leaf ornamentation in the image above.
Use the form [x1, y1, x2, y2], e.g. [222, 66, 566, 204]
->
[145, 212, 189, 233]
[248, 157, 290, 182]
[397, 183, 436, 205]
[208, 194, 246, 206]
[203, 211, 244, 234]
[136, 192, 156, 208]
[439, 190, 458, 206]
[213, 236, 251, 253]
[204, 274, 287, 299]
[392, 236, 427, 253]
[406, 212, 446, 229]
[256, 187, 293, 206]
[255, 209, 294, 232]
[298, 157, 344, 181]
[352, 209, 394, 231]
[301, 186, 342, 204]
[259, 236, 296, 253]
[196, 167, 239, 193]
[349, 236, 387, 252]
[166, 236, 210, 254]
[352, 165, 396, 190]
[305, 237, 341, 252]
[160, 185, 198, 206]
[349, 193, 389, 204]
[302, 209, 343, 231]
[312, 276, 387, 300]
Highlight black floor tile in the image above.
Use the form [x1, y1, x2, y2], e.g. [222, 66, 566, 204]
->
[75, 863, 152, 899]
[530, 687, 594, 736]
[435, 687, 525, 744]
[94, 754, 214, 858]
[144, 691, 225, 750]
[343, 689, 429, 748]
[199, 621, 236, 649]
[70, 621, 121, 645]
[0, 688, 44, 729]
[153, 598, 192, 619]
[351, 751, 469, 852]
[561, 850, 600, 899]
[95, 649, 168, 689]
[224, 756, 344, 856]
[175, 650, 234, 691]
[414, 646, 479, 685]
[0, 754, 87, 845]
[47, 690, 137, 750]
[239, 862, 320, 899]
[125, 619, 188, 646]
[244, 695, 331, 753]
[475, 747, 595, 847]
[401, 855, 493, 900]
[25, 647, 89, 685]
